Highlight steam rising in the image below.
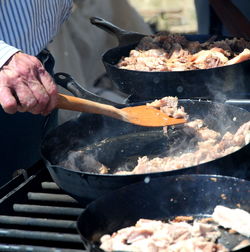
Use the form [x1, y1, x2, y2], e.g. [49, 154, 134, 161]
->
[43, 99, 250, 178]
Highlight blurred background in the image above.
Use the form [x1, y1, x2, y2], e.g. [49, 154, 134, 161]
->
[128, 0, 197, 34]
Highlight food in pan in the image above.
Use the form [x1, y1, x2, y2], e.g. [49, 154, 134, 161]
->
[99, 206, 250, 252]
[59, 96, 250, 175]
[146, 96, 188, 119]
[212, 205, 250, 237]
[115, 96, 250, 175]
[117, 34, 250, 71]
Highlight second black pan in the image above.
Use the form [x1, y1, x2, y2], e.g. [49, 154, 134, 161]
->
[77, 174, 250, 252]
[90, 17, 250, 100]
[41, 73, 250, 205]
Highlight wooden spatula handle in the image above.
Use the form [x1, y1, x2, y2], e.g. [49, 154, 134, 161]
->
[57, 93, 127, 121]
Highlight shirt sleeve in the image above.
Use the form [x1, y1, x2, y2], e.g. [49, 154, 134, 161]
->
[0, 40, 21, 68]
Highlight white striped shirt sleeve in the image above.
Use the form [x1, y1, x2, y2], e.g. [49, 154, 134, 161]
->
[0, 0, 73, 68]
[0, 41, 20, 68]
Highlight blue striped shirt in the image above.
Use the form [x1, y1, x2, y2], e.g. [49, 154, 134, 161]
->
[0, 0, 73, 67]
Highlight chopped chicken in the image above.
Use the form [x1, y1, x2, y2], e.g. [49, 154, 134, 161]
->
[191, 48, 228, 69]
[119, 48, 169, 71]
[117, 34, 250, 72]
[147, 96, 188, 119]
[196, 127, 221, 141]
[60, 96, 250, 176]
[212, 205, 250, 237]
[225, 48, 250, 65]
[122, 119, 250, 175]
[113, 97, 250, 175]
[99, 206, 250, 251]
[100, 218, 228, 252]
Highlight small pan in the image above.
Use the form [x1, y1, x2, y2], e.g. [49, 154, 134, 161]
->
[77, 174, 250, 252]
[90, 17, 250, 100]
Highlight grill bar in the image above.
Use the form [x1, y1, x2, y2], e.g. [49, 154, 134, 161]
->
[0, 175, 36, 204]
[41, 182, 60, 190]
[0, 216, 76, 229]
[0, 244, 83, 252]
[0, 228, 82, 243]
[0, 163, 86, 251]
[13, 204, 84, 216]
[27, 192, 78, 203]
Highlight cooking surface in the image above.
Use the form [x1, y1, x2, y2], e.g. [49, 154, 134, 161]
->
[0, 161, 86, 252]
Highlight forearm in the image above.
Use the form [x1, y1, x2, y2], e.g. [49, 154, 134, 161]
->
[0, 41, 20, 68]
[209, 0, 250, 39]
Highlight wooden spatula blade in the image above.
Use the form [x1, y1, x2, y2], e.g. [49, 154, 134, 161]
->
[121, 105, 186, 127]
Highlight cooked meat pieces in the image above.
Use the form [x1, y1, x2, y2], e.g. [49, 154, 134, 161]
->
[100, 218, 228, 252]
[119, 120, 250, 175]
[196, 127, 221, 141]
[225, 48, 250, 65]
[114, 94, 250, 175]
[190, 48, 229, 69]
[114, 97, 250, 175]
[117, 34, 250, 72]
[212, 205, 250, 237]
[61, 96, 250, 176]
[118, 48, 169, 71]
[147, 96, 178, 109]
[147, 96, 188, 119]
[100, 206, 250, 252]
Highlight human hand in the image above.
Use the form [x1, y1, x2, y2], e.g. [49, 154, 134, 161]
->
[0, 52, 58, 115]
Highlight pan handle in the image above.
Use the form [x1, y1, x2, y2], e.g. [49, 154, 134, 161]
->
[89, 16, 146, 46]
[54, 72, 122, 106]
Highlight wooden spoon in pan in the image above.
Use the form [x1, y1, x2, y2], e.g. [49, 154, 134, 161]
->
[57, 93, 186, 127]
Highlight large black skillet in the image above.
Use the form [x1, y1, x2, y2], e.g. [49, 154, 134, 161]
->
[90, 17, 250, 100]
[41, 73, 250, 205]
[77, 174, 250, 252]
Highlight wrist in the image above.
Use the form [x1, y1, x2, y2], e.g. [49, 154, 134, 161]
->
[0, 41, 21, 69]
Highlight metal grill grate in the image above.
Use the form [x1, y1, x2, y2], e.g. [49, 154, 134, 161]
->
[0, 162, 86, 252]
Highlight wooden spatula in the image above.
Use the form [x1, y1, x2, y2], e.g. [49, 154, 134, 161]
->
[57, 93, 186, 127]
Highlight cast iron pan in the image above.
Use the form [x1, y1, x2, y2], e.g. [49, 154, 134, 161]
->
[41, 73, 250, 205]
[77, 174, 250, 252]
[90, 17, 250, 100]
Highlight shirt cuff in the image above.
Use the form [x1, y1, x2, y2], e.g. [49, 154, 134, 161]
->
[0, 41, 21, 68]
